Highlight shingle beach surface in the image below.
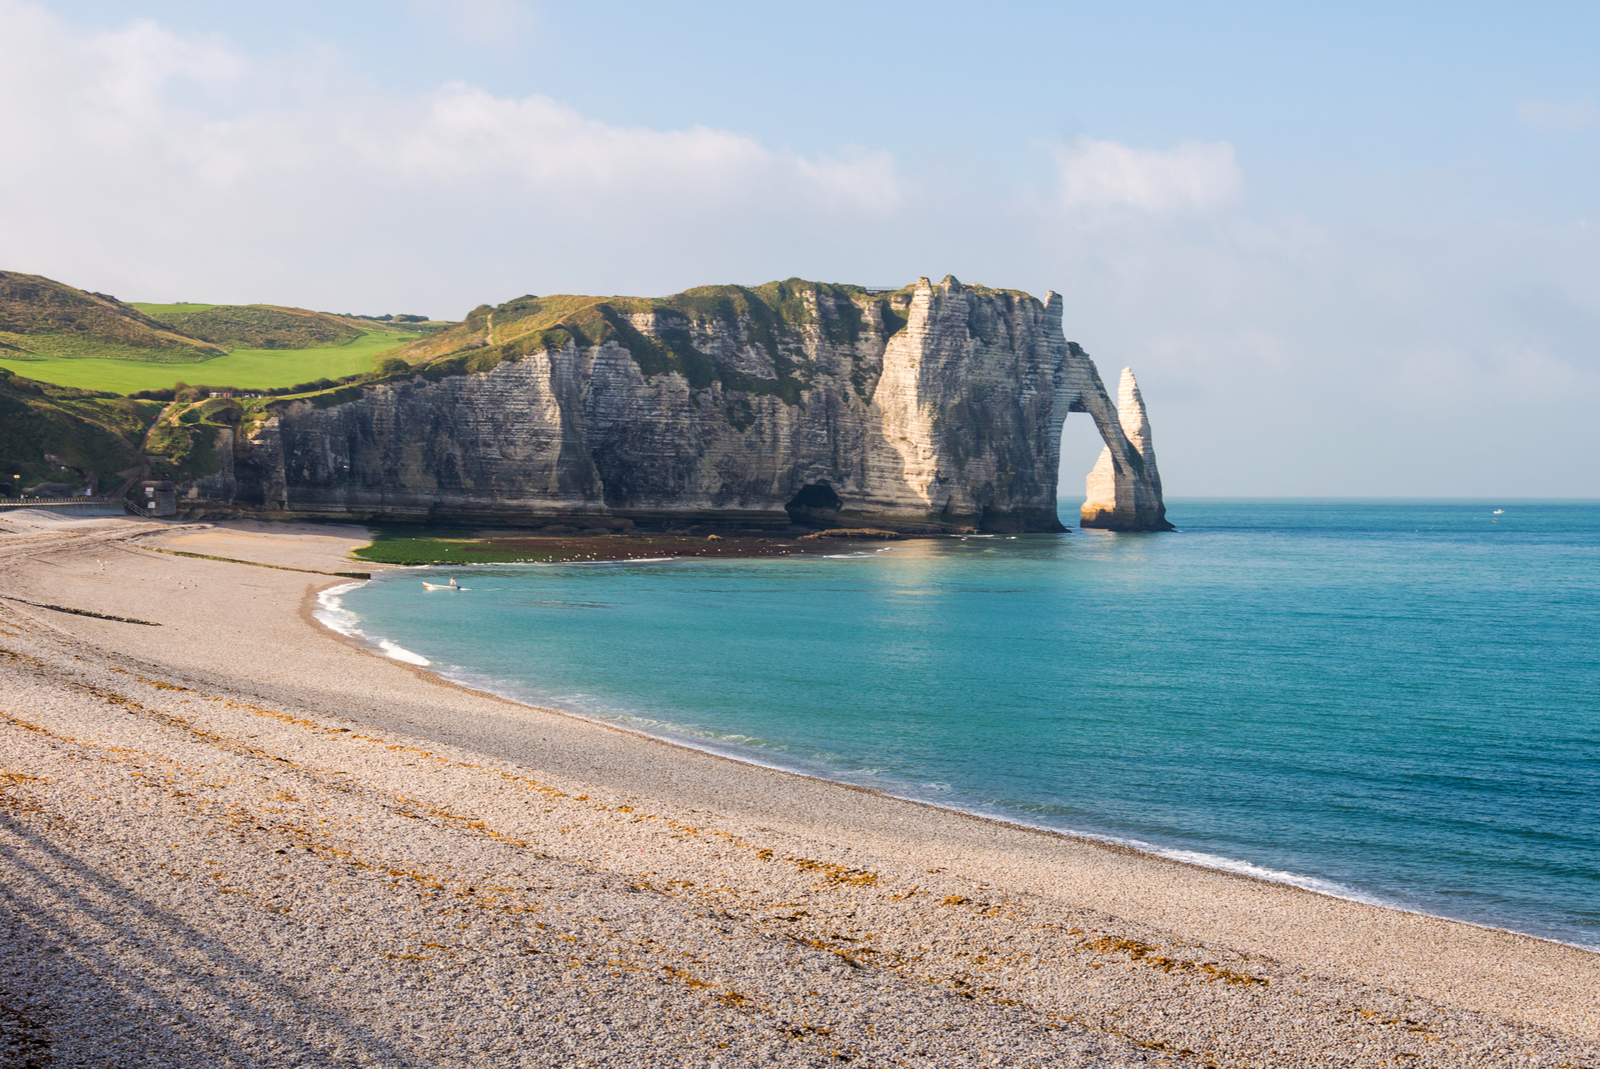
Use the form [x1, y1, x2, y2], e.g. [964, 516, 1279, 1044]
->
[0, 511, 1596, 1068]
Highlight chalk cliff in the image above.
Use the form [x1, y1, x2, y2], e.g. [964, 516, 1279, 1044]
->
[1081, 368, 1170, 531]
[199, 276, 1170, 532]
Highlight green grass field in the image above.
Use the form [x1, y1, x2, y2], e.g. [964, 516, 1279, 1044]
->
[128, 302, 218, 317]
[0, 329, 412, 393]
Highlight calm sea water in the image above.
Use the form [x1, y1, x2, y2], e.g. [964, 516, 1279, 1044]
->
[330, 500, 1600, 949]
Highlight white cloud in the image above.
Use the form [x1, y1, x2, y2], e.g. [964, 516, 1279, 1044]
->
[0, 4, 257, 183]
[0, 0, 901, 308]
[86, 18, 246, 120]
[1055, 136, 1241, 212]
[372, 85, 901, 210]
[1517, 96, 1600, 133]
[387, 84, 772, 190]
[795, 149, 902, 212]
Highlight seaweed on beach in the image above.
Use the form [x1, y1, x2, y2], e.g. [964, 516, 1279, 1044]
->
[352, 529, 815, 566]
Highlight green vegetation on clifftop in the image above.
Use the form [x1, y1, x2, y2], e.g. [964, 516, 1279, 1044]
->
[390, 278, 897, 404]
[0, 328, 416, 394]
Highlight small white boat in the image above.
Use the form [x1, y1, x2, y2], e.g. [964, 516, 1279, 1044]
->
[1493, 509, 1504, 515]
[422, 578, 466, 591]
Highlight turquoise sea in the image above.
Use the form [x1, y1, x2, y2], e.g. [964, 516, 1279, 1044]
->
[328, 501, 1600, 949]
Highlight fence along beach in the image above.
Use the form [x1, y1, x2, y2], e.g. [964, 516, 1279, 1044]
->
[0, 510, 1596, 1067]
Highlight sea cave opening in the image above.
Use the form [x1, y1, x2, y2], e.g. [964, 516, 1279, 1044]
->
[786, 481, 842, 518]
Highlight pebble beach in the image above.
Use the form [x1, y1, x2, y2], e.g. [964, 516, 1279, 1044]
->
[2, 511, 1597, 1068]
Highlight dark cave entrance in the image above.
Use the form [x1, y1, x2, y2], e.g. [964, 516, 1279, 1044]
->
[785, 482, 842, 523]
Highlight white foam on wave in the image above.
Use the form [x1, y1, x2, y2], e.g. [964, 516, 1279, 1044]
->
[1126, 840, 1600, 953]
[377, 638, 431, 665]
[313, 581, 368, 639]
[874, 783, 1386, 906]
[313, 579, 431, 665]
[1144, 847, 1383, 903]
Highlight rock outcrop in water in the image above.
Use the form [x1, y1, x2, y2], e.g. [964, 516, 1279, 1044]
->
[199, 276, 1171, 532]
[1081, 368, 1169, 531]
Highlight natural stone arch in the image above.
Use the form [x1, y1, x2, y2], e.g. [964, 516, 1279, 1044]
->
[1048, 345, 1172, 532]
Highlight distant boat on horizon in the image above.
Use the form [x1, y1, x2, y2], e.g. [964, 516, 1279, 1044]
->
[1494, 509, 1505, 515]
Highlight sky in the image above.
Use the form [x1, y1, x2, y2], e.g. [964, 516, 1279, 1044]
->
[2, 0, 1597, 498]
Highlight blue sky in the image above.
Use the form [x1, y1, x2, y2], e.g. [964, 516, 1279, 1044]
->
[3, 1, 1597, 497]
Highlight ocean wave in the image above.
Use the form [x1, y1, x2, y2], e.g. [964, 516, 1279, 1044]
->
[873, 792, 1399, 909]
[313, 581, 368, 639]
[314, 579, 429, 665]
[376, 638, 430, 665]
[1144, 847, 1382, 903]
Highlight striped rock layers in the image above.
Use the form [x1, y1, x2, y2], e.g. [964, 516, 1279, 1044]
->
[200, 276, 1171, 532]
[1080, 368, 1170, 531]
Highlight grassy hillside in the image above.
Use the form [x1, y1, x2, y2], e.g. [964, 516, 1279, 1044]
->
[0, 271, 224, 363]
[131, 302, 215, 318]
[3, 352, 425, 494]
[1, 273, 924, 454]
[1, 270, 465, 494]
[0, 328, 416, 393]
[0, 368, 161, 493]
[135, 304, 364, 350]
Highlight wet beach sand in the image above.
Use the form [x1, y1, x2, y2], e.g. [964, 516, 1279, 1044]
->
[1, 511, 1596, 1068]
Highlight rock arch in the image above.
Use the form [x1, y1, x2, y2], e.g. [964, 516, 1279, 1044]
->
[1048, 337, 1172, 532]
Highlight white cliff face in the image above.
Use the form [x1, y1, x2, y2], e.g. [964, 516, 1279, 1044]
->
[1117, 368, 1160, 486]
[202, 277, 1170, 532]
[866, 278, 942, 510]
[1084, 447, 1117, 519]
[1080, 367, 1170, 531]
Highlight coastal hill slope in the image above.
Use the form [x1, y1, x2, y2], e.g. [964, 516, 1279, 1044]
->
[199, 275, 1171, 532]
[0, 270, 224, 362]
[0, 368, 158, 490]
[0, 270, 450, 399]
[137, 304, 365, 351]
[0, 271, 417, 362]
[0, 271, 449, 494]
